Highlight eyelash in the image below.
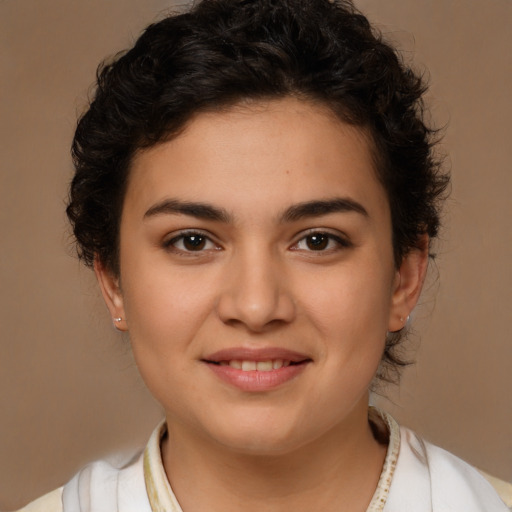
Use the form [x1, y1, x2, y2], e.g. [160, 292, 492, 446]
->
[164, 230, 220, 254]
[291, 231, 352, 253]
[164, 229, 351, 254]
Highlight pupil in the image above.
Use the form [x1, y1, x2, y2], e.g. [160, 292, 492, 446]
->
[184, 235, 205, 251]
[307, 234, 328, 250]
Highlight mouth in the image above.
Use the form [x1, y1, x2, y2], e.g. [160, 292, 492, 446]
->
[205, 359, 307, 371]
[202, 348, 312, 391]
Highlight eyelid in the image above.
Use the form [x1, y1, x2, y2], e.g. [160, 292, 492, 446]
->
[290, 228, 352, 251]
[162, 228, 351, 254]
[163, 229, 222, 253]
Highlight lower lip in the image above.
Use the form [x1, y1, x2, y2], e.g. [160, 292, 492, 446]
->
[206, 363, 308, 392]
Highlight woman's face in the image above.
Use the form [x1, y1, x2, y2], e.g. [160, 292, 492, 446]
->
[97, 98, 426, 454]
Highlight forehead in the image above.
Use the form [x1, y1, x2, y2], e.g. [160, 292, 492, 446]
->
[125, 97, 388, 221]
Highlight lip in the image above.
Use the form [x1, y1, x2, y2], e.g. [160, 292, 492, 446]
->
[202, 347, 312, 392]
[204, 347, 310, 363]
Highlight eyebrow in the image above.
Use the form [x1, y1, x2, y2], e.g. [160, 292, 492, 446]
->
[144, 199, 231, 222]
[280, 198, 368, 222]
[143, 197, 368, 223]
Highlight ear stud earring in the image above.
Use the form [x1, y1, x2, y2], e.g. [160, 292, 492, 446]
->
[399, 315, 410, 326]
[389, 315, 410, 334]
[113, 317, 123, 331]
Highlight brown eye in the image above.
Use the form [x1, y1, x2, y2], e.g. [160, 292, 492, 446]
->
[183, 234, 207, 251]
[292, 231, 351, 253]
[166, 231, 217, 253]
[305, 233, 329, 250]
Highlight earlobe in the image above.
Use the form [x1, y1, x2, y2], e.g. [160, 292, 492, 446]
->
[94, 258, 128, 331]
[388, 236, 429, 333]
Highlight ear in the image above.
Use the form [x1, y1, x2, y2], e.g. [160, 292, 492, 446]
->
[388, 235, 429, 333]
[94, 258, 128, 332]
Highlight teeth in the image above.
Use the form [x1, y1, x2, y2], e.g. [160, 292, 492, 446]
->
[256, 360, 273, 371]
[241, 361, 257, 371]
[224, 359, 292, 371]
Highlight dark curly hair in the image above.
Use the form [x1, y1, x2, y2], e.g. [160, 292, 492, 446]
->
[67, 0, 449, 383]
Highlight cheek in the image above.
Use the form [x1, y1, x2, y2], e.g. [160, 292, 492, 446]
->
[121, 249, 215, 326]
[118, 261, 227, 404]
[119, 273, 206, 411]
[300, 261, 394, 337]
[297, 259, 393, 385]
[123, 281, 210, 350]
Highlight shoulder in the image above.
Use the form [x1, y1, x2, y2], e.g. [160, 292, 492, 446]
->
[421, 433, 511, 509]
[13, 450, 150, 512]
[13, 487, 63, 512]
[61, 451, 152, 511]
[478, 469, 512, 509]
[11, 424, 167, 512]
[388, 426, 511, 511]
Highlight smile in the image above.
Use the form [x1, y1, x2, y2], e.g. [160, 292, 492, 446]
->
[202, 349, 311, 391]
[216, 360, 293, 371]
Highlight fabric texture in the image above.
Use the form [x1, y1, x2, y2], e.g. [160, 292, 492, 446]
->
[386, 428, 511, 511]
[479, 471, 512, 508]
[14, 409, 512, 511]
[15, 488, 63, 512]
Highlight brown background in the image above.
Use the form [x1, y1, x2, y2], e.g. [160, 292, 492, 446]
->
[1, 0, 511, 509]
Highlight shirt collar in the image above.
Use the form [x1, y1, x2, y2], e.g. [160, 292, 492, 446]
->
[143, 407, 400, 512]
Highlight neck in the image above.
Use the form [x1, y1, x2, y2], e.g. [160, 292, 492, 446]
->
[161, 402, 387, 512]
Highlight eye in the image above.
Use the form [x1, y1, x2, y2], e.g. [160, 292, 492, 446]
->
[165, 231, 219, 253]
[293, 231, 350, 252]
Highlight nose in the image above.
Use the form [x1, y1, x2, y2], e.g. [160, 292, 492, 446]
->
[215, 247, 296, 332]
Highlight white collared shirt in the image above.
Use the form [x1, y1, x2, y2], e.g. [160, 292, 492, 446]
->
[18, 409, 512, 511]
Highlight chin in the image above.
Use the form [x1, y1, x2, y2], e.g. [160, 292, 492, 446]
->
[217, 431, 307, 457]
[202, 410, 321, 457]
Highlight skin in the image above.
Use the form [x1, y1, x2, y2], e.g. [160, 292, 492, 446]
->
[96, 97, 428, 511]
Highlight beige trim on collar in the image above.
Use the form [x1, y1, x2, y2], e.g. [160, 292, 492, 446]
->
[366, 408, 400, 511]
[144, 421, 183, 512]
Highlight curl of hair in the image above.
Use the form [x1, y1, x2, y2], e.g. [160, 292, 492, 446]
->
[67, 0, 449, 382]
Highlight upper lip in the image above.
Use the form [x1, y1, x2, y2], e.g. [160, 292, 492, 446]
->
[203, 347, 311, 363]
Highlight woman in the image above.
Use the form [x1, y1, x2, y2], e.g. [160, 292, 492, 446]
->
[17, 0, 511, 510]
